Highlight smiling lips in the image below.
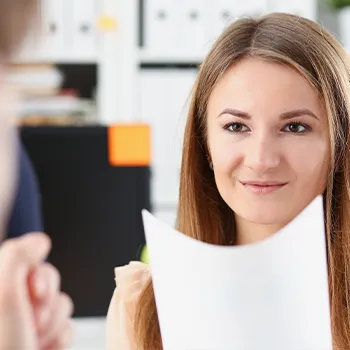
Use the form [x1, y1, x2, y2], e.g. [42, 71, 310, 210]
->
[240, 181, 288, 194]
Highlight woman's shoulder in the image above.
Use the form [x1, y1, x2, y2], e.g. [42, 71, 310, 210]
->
[106, 261, 150, 350]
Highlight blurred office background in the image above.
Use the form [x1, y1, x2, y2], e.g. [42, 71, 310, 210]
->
[8, 0, 350, 348]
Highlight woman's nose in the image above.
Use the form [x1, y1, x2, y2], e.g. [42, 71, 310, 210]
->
[243, 134, 281, 173]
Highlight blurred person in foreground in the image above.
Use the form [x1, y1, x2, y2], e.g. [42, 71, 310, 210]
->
[0, 1, 74, 349]
[107, 13, 350, 350]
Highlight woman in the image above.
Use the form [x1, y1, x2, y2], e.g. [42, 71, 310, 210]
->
[107, 12, 350, 349]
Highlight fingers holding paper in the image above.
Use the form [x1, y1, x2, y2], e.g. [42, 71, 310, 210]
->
[106, 261, 151, 350]
[114, 261, 150, 301]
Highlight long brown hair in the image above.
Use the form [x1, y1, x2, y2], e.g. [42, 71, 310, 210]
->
[135, 13, 350, 349]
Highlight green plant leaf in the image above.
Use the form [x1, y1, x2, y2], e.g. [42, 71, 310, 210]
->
[140, 245, 149, 264]
[328, 0, 350, 9]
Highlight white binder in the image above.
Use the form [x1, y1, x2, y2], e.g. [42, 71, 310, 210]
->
[71, 0, 98, 60]
[268, 0, 317, 20]
[140, 69, 197, 207]
[231, 0, 269, 18]
[174, 0, 208, 57]
[204, 0, 268, 52]
[204, 0, 234, 49]
[144, 0, 177, 56]
[38, 0, 66, 61]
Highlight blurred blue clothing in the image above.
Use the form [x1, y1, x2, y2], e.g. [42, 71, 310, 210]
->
[6, 143, 43, 238]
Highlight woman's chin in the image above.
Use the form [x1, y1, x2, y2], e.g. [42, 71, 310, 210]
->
[236, 206, 292, 227]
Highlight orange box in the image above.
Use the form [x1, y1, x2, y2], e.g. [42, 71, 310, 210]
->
[108, 124, 151, 166]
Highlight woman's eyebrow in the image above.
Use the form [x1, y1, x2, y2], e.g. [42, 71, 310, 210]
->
[217, 108, 319, 120]
[217, 108, 251, 119]
[280, 109, 319, 120]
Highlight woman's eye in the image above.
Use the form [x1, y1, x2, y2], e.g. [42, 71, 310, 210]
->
[224, 123, 249, 133]
[283, 122, 309, 133]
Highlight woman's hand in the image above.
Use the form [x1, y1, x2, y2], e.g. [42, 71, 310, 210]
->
[114, 261, 150, 317]
[106, 261, 150, 350]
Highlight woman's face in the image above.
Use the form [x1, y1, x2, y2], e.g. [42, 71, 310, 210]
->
[207, 57, 330, 229]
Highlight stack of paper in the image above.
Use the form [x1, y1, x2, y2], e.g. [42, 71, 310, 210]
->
[142, 196, 332, 350]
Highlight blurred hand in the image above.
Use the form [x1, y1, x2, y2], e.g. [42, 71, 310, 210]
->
[0, 233, 74, 350]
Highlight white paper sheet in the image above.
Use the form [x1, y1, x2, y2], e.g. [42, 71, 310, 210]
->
[142, 195, 332, 350]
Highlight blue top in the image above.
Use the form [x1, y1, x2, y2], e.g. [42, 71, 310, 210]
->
[6, 143, 43, 238]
